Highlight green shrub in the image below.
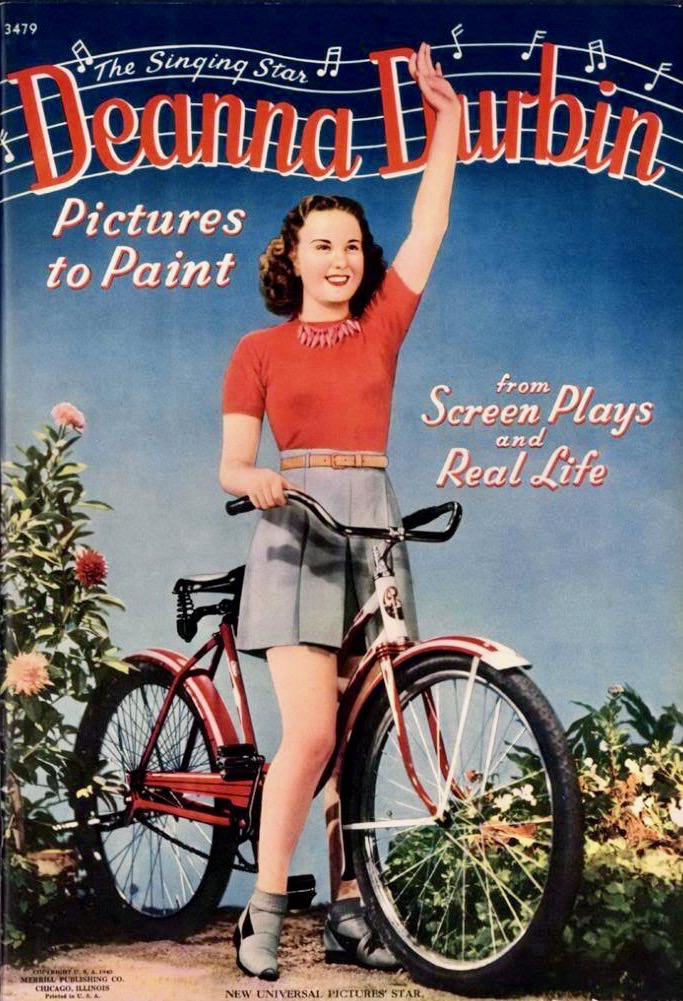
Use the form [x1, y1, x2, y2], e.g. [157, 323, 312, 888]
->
[559, 686, 683, 998]
[1, 405, 127, 956]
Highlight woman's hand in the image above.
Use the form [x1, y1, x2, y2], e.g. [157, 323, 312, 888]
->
[220, 413, 297, 508]
[242, 467, 297, 509]
[409, 42, 460, 120]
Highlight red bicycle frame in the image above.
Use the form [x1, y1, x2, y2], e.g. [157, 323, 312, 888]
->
[123, 495, 530, 838]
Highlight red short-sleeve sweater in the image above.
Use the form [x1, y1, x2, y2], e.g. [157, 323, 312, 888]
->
[222, 268, 421, 453]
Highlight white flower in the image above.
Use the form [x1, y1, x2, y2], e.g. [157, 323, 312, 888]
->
[494, 793, 513, 813]
[668, 799, 683, 828]
[641, 764, 655, 787]
[518, 784, 537, 805]
[626, 758, 655, 786]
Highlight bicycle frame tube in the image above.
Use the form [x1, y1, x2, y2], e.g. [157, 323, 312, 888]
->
[122, 625, 261, 829]
[130, 637, 232, 774]
[325, 578, 443, 812]
[219, 621, 257, 746]
[375, 648, 439, 814]
[325, 581, 532, 810]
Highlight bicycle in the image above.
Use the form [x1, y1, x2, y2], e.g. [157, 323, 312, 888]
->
[71, 490, 583, 995]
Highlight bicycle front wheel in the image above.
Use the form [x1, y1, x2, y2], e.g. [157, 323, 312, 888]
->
[346, 654, 583, 994]
[73, 659, 236, 938]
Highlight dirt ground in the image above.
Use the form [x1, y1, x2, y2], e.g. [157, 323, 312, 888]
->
[1, 908, 599, 1001]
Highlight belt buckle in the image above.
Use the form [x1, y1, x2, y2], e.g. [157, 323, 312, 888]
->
[331, 454, 353, 469]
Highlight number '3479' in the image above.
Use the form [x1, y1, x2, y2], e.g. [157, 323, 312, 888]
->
[5, 23, 38, 35]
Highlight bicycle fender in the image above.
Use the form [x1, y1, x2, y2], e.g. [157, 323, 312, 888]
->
[125, 648, 240, 752]
[393, 635, 531, 672]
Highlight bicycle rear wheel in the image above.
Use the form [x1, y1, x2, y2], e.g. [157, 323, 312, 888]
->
[346, 654, 583, 994]
[73, 659, 236, 938]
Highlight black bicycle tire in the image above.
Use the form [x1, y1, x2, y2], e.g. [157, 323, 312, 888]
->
[73, 659, 236, 940]
[345, 653, 583, 994]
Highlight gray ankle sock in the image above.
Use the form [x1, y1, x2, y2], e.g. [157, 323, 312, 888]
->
[251, 888, 288, 915]
[236, 888, 288, 979]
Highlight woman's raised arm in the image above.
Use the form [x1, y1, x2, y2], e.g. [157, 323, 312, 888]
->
[393, 42, 461, 294]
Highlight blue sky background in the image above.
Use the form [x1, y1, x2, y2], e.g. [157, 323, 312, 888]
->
[2, 0, 682, 903]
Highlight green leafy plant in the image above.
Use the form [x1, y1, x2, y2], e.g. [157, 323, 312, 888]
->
[379, 685, 682, 997]
[1, 403, 127, 956]
[383, 770, 554, 964]
[559, 686, 683, 998]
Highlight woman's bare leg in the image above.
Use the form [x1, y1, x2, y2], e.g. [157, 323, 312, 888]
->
[256, 644, 338, 894]
[321, 654, 398, 970]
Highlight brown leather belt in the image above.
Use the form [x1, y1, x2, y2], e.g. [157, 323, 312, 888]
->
[281, 453, 388, 471]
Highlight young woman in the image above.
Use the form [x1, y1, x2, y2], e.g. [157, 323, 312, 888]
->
[220, 43, 460, 980]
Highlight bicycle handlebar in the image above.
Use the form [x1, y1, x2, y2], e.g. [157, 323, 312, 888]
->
[225, 489, 462, 544]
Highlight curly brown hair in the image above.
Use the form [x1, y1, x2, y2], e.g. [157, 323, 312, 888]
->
[259, 194, 386, 318]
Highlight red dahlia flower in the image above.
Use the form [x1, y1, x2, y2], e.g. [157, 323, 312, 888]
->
[74, 547, 108, 587]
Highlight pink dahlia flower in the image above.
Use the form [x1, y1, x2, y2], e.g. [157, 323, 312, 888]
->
[74, 547, 109, 587]
[5, 651, 53, 696]
[51, 402, 86, 431]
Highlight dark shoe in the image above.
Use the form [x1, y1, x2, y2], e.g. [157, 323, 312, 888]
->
[324, 898, 400, 971]
[234, 888, 287, 980]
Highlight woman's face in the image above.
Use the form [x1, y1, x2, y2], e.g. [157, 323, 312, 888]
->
[291, 209, 364, 319]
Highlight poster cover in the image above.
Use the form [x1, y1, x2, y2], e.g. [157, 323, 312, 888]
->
[1, 0, 682, 998]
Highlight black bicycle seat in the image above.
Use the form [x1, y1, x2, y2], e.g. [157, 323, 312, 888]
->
[173, 565, 245, 597]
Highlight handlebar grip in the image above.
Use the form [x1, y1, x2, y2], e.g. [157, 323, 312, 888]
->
[403, 501, 462, 542]
[225, 496, 255, 516]
[402, 502, 454, 532]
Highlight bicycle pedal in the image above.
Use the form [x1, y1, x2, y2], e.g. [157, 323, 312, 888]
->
[287, 873, 316, 911]
[217, 743, 264, 780]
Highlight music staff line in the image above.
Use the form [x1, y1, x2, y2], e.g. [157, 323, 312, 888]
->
[2, 151, 681, 208]
[2, 82, 682, 185]
[3, 61, 682, 136]
[2, 34, 679, 106]
[3, 96, 680, 186]
[3, 84, 682, 176]
[5, 28, 683, 115]
[429, 40, 682, 89]
[65, 38, 683, 89]
[53, 60, 683, 105]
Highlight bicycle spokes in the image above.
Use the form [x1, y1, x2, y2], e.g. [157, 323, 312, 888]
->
[350, 666, 558, 966]
[97, 679, 221, 917]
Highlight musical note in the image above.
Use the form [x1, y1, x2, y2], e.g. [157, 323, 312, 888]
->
[451, 24, 464, 60]
[316, 45, 342, 78]
[521, 30, 547, 61]
[644, 61, 672, 91]
[585, 39, 607, 73]
[71, 39, 94, 73]
[0, 128, 15, 164]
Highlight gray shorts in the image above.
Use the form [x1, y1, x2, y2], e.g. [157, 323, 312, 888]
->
[236, 451, 419, 656]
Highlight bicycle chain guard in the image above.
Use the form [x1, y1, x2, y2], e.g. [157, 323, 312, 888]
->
[217, 742, 265, 841]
